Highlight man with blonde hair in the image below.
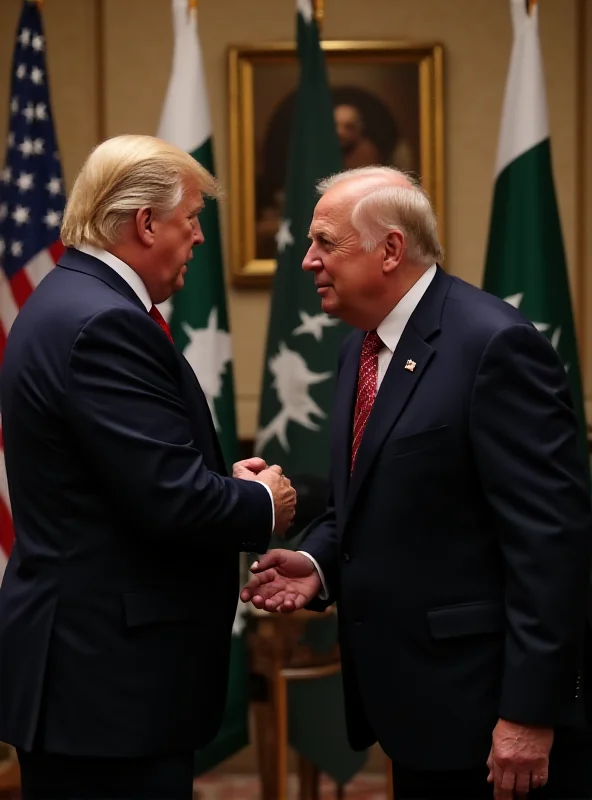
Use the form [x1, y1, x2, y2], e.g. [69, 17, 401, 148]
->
[0, 134, 295, 800]
[242, 167, 592, 798]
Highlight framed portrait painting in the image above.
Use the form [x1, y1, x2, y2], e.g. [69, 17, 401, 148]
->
[228, 40, 444, 286]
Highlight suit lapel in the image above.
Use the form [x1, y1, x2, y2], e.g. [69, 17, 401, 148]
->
[345, 266, 451, 517]
[332, 331, 364, 516]
[346, 329, 434, 515]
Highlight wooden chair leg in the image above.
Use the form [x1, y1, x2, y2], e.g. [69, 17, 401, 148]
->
[251, 700, 276, 800]
[298, 755, 319, 800]
[386, 755, 395, 800]
[273, 669, 289, 800]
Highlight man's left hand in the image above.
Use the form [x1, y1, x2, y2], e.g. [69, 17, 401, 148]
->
[487, 718, 553, 798]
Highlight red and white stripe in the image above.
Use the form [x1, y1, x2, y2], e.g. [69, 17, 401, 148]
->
[0, 241, 64, 578]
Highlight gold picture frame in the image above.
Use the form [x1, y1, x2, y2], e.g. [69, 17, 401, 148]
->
[229, 40, 444, 287]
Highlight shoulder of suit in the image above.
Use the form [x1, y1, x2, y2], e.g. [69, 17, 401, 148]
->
[444, 274, 533, 337]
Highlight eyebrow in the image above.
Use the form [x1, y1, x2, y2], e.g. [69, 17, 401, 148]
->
[189, 203, 204, 215]
[309, 227, 333, 239]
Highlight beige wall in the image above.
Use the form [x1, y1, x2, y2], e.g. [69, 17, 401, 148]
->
[0, 0, 589, 436]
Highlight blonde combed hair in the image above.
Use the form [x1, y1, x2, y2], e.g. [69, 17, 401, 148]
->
[61, 134, 220, 248]
[317, 166, 443, 265]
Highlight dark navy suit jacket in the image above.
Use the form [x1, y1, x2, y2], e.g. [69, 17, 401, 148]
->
[0, 248, 271, 757]
[303, 266, 592, 770]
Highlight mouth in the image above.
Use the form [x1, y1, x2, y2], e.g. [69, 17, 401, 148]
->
[316, 284, 332, 295]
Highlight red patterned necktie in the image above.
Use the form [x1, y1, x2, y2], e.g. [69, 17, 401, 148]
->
[351, 330, 383, 472]
[148, 305, 174, 344]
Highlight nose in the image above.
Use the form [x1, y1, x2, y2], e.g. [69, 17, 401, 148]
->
[302, 243, 321, 272]
[193, 219, 205, 246]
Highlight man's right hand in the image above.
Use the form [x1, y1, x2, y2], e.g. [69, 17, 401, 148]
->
[240, 549, 321, 612]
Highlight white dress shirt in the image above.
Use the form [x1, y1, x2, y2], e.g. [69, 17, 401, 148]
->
[300, 264, 438, 597]
[77, 244, 276, 531]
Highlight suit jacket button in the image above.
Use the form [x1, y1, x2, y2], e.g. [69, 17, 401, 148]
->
[342, 552, 350, 562]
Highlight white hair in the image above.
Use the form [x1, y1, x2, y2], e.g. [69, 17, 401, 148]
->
[317, 166, 443, 265]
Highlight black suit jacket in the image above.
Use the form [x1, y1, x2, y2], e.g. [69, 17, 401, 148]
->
[0, 248, 271, 757]
[303, 266, 592, 770]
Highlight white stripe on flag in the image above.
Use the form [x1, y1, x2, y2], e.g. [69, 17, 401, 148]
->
[25, 248, 55, 288]
[157, 0, 211, 152]
[494, 0, 549, 178]
[0, 270, 19, 334]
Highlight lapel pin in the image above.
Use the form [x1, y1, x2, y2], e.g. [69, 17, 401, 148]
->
[404, 359, 417, 372]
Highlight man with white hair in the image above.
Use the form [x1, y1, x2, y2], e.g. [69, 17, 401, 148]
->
[0, 134, 295, 800]
[241, 167, 592, 798]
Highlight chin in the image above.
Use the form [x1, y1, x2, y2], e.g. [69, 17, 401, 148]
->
[321, 298, 337, 315]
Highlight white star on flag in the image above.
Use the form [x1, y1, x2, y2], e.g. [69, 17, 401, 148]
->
[32, 34, 44, 51]
[292, 310, 340, 341]
[35, 103, 47, 120]
[43, 210, 61, 228]
[16, 173, 34, 192]
[1, 168, 11, 185]
[297, 0, 313, 23]
[276, 219, 294, 253]
[18, 28, 31, 47]
[16, 64, 27, 80]
[46, 177, 61, 195]
[33, 138, 44, 155]
[11, 97, 19, 114]
[10, 241, 23, 257]
[11, 206, 30, 226]
[22, 103, 34, 123]
[504, 291, 567, 368]
[30, 67, 43, 85]
[19, 138, 34, 157]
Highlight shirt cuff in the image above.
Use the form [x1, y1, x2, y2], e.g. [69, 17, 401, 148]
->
[298, 551, 329, 600]
[257, 481, 275, 533]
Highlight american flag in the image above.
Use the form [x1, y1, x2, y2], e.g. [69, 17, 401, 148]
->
[0, 0, 65, 578]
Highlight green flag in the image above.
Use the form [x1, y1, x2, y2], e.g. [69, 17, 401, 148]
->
[483, 0, 588, 471]
[157, 0, 248, 773]
[255, 0, 367, 786]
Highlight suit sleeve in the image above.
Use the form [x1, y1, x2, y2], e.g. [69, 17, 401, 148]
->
[299, 495, 339, 609]
[470, 322, 592, 725]
[65, 307, 271, 553]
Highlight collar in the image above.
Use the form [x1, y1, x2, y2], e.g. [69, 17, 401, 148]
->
[78, 244, 152, 311]
[376, 264, 437, 353]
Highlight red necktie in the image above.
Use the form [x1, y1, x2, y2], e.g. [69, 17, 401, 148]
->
[148, 305, 174, 344]
[351, 330, 382, 472]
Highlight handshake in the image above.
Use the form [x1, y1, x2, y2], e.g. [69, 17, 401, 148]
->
[233, 457, 324, 614]
[233, 457, 297, 537]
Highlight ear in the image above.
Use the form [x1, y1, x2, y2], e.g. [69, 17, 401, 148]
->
[383, 229, 405, 274]
[135, 207, 155, 247]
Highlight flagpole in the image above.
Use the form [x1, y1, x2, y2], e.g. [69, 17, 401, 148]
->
[312, 0, 324, 34]
[575, 0, 587, 385]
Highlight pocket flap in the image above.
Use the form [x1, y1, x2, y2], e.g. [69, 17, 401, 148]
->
[123, 591, 197, 627]
[427, 600, 504, 639]
[388, 425, 449, 457]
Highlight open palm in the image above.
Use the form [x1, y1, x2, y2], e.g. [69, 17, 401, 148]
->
[240, 549, 321, 613]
